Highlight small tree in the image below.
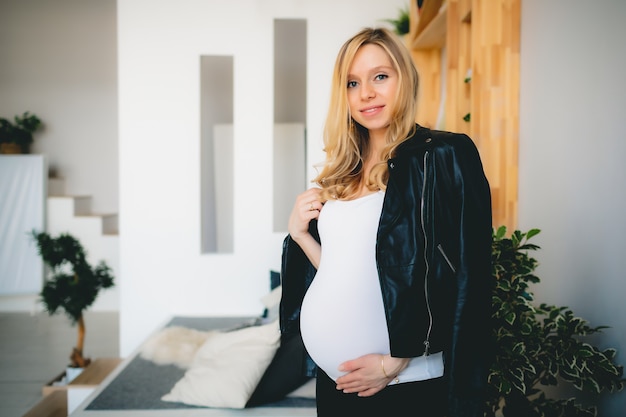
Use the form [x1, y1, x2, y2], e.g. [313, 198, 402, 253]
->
[487, 227, 624, 416]
[31, 231, 115, 368]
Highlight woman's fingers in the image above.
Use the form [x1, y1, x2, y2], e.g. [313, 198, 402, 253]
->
[335, 354, 391, 396]
[336, 377, 386, 396]
[288, 188, 322, 238]
[300, 188, 322, 210]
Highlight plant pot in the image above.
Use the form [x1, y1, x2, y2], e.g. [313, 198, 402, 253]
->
[65, 366, 84, 383]
[42, 358, 121, 396]
[42, 366, 85, 396]
[0, 142, 23, 154]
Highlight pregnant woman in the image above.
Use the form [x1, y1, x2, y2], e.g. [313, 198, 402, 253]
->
[280, 27, 493, 417]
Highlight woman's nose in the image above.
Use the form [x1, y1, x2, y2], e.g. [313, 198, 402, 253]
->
[361, 83, 375, 100]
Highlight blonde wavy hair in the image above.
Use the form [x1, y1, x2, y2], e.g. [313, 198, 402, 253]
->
[313, 27, 419, 201]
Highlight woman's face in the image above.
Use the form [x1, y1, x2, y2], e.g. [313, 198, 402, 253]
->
[347, 43, 398, 140]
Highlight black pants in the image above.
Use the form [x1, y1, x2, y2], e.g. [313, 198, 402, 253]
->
[316, 368, 446, 417]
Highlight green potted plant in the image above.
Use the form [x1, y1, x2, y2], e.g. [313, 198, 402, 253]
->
[30, 230, 115, 372]
[383, 5, 410, 36]
[0, 111, 42, 154]
[488, 227, 624, 416]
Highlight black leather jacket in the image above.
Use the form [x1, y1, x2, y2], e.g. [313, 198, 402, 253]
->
[279, 125, 493, 417]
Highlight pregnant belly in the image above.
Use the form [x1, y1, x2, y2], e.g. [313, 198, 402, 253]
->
[300, 268, 390, 381]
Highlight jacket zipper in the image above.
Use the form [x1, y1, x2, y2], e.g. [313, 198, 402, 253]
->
[420, 151, 433, 356]
[437, 244, 457, 273]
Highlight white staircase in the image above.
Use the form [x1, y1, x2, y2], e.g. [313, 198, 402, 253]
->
[46, 178, 120, 311]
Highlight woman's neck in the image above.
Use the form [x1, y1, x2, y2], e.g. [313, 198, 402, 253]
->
[368, 128, 387, 151]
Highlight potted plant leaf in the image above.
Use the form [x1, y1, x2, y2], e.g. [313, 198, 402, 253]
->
[383, 5, 410, 36]
[30, 230, 115, 375]
[0, 111, 42, 154]
[488, 227, 624, 416]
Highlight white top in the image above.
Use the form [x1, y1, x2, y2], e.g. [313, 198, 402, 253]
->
[300, 191, 444, 384]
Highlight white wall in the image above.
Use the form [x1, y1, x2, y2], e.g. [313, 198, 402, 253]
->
[117, 0, 407, 356]
[0, 0, 118, 215]
[519, 1, 626, 415]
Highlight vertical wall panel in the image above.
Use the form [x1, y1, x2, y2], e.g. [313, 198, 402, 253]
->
[273, 19, 307, 232]
[200, 56, 234, 253]
[273, 124, 306, 232]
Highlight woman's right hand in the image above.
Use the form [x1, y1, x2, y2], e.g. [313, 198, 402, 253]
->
[288, 188, 323, 241]
[287, 188, 323, 268]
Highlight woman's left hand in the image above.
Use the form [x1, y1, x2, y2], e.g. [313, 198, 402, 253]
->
[335, 354, 409, 397]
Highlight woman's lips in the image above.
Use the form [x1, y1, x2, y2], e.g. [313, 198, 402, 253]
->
[360, 105, 384, 116]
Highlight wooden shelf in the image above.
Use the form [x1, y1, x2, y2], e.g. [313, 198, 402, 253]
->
[413, 7, 447, 50]
[22, 390, 67, 417]
[32, 358, 122, 417]
[42, 357, 122, 396]
[461, 9, 472, 23]
[71, 358, 122, 386]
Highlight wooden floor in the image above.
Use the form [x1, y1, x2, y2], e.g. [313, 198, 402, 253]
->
[0, 311, 119, 417]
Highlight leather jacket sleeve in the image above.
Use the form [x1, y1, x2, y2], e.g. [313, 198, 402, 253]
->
[441, 133, 493, 417]
[278, 220, 319, 377]
[381, 128, 493, 417]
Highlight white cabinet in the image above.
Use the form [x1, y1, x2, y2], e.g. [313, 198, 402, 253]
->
[0, 155, 45, 295]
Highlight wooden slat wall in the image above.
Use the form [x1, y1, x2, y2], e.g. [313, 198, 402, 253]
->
[410, 0, 445, 128]
[408, 0, 520, 230]
[412, 48, 443, 129]
[445, 0, 472, 135]
[470, 0, 520, 230]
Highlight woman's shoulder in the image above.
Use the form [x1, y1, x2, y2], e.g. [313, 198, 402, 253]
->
[398, 124, 477, 154]
[428, 127, 474, 147]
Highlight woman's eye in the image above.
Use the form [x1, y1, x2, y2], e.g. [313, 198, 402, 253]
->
[375, 74, 388, 81]
[347, 80, 358, 88]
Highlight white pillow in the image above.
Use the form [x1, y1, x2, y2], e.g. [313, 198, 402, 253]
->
[260, 285, 282, 322]
[162, 320, 281, 409]
[260, 285, 282, 310]
[140, 326, 215, 369]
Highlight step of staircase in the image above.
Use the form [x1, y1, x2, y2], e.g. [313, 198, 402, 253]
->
[48, 178, 118, 235]
[46, 177, 120, 311]
[47, 197, 119, 235]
